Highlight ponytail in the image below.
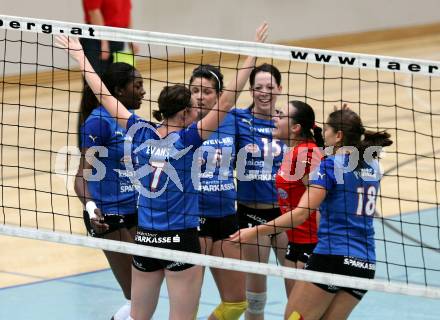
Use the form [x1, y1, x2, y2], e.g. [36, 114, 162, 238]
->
[312, 125, 324, 148]
[326, 108, 393, 168]
[152, 110, 163, 122]
[77, 83, 99, 146]
[357, 130, 392, 166]
[288, 100, 324, 147]
[154, 85, 192, 121]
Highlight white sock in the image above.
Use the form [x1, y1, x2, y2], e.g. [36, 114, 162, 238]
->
[112, 300, 131, 320]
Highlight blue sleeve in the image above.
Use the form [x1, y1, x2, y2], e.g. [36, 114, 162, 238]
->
[126, 113, 157, 142]
[80, 117, 112, 148]
[231, 108, 246, 137]
[127, 113, 157, 129]
[180, 122, 203, 148]
[221, 110, 233, 126]
[228, 108, 238, 118]
[309, 157, 336, 190]
[126, 113, 148, 130]
[219, 111, 236, 136]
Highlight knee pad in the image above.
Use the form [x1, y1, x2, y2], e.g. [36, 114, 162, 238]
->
[212, 301, 248, 320]
[288, 311, 304, 320]
[246, 291, 267, 315]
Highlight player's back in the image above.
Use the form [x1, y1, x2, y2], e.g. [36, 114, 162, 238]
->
[311, 154, 381, 261]
[128, 115, 203, 231]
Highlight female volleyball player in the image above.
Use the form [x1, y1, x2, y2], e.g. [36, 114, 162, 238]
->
[233, 62, 288, 319]
[74, 62, 144, 320]
[272, 100, 324, 296]
[57, 33, 260, 319]
[189, 22, 268, 320]
[231, 107, 392, 320]
[191, 64, 248, 320]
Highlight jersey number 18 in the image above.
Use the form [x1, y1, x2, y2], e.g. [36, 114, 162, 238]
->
[356, 185, 376, 216]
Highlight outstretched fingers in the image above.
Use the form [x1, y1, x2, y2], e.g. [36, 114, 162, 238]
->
[229, 227, 259, 245]
[55, 35, 84, 61]
[255, 21, 269, 43]
[54, 35, 69, 50]
[229, 230, 241, 243]
[333, 103, 350, 112]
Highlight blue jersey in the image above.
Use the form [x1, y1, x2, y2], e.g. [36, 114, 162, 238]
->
[309, 154, 381, 261]
[80, 106, 137, 215]
[128, 114, 203, 231]
[234, 108, 285, 204]
[198, 111, 236, 217]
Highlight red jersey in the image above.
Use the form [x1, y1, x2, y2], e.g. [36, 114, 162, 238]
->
[83, 0, 131, 28]
[275, 141, 321, 244]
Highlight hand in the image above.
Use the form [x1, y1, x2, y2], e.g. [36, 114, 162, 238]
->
[255, 21, 269, 43]
[100, 40, 110, 60]
[131, 42, 140, 54]
[333, 103, 349, 111]
[55, 35, 84, 62]
[229, 227, 259, 245]
[90, 208, 109, 234]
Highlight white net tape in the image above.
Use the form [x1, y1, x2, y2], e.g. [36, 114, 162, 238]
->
[0, 14, 440, 76]
[2, 224, 439, 299]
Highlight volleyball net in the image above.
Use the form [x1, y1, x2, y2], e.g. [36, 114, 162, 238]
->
[0, 14, 440, 299]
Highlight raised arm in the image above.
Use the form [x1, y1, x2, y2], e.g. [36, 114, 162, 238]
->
[56, 35, 131, 128]
[197, 22, 269, 140]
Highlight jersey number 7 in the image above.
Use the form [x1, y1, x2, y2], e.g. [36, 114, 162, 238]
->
[150, 161, 165, 191]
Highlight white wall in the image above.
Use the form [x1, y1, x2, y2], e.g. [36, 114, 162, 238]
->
[1, 0, 439, 42]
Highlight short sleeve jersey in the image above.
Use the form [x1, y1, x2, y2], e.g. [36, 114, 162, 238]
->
[234, 108, 285, 204]
[83, 0, 131, 28]
[275, 141, 321, 244]
[128, 114, 203, 231]
[198, 111, 236, 217]
[309, 154, 381, 261]
[80, 106, 137, 215]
